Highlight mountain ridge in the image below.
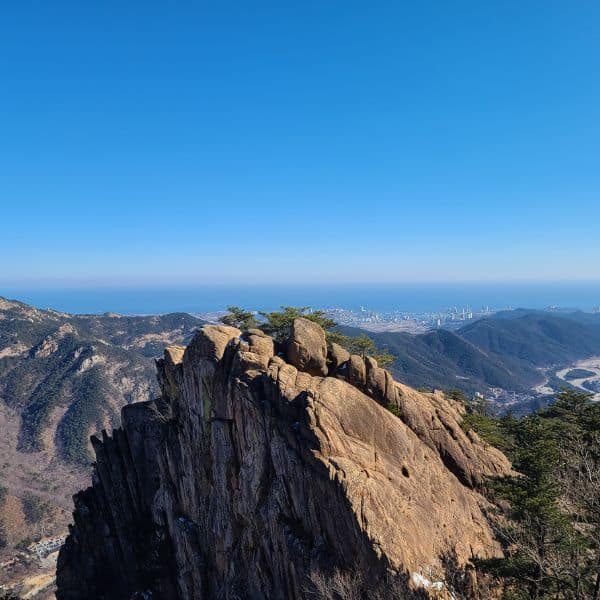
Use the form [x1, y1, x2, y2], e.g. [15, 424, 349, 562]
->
[0, 297, 205, 596]
[56, 319, 510, 599]
[340, 310, 600, 398]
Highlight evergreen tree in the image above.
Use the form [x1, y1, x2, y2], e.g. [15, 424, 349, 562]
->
[258, 306, 342, 344]
[347, 334, 395, 366]
[474, 390, 599, 599]
[219, 306, 258, 331]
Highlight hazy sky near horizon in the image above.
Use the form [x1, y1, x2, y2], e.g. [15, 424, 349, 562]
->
[1, 2, 599, 286]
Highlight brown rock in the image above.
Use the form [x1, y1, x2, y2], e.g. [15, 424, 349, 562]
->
[393, 382, 512, 487]
[184, 324, 240, 364]
[347, 354, 367, 386]
[238, 328, 275, 371]
[164, 345, 185, 366]
[286, 317, 328, 376]
[58, 321, 511, 600]
[328, 342, 350, 370]
[384, 370, 399, 406]
[365, 356, 387, 401]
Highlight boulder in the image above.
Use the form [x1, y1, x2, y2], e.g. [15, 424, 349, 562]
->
[328, 342, 350, 371]
[238, 328, 275, 371]
[185, 324, 240, 364]
[365, 356, 387, 401]
[347, 354, 367, 386]
[286, 317, 328, 376]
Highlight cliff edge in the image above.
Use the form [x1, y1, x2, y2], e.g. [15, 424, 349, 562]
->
[56, 318, 510, 599]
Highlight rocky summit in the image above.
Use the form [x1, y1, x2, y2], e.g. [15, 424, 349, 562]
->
[56, 318, 511, 600]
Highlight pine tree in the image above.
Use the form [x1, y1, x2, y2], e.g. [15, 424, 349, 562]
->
[219, 306, 259, 331]
[475, 391, 599, 598]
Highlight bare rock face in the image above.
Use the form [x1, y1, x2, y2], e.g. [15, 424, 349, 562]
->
[347, 353, 367, 386]
[286, 317, 328, 376]
[327, 342, 350, 370]
[392, 385, 511, 488]
[57, 321, 510, 600]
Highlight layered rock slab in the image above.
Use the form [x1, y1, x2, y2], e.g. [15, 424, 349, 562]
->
[57, 321, 509, 600]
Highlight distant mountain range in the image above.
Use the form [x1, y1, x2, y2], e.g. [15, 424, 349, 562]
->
[3, 298, 600, 470]
[3, 297, 600, 470]
[342, 309, 600, 399]
[2, 296, 600, 594]
[0, 297, 205, 592]
[0, 297, 204, 466]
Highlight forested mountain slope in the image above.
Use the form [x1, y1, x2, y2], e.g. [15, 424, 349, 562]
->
[459, 311, 600, 366]
[0, 296, 204, 465]
[343, 310, 600, 396]
[0, 296, 204, 596]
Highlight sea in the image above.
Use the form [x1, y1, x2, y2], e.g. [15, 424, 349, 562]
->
[2, 282, 600, 316]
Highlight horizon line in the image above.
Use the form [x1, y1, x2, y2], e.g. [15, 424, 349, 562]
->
[3, 278, 600, 290]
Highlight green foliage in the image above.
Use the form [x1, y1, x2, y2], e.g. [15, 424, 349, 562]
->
[258, 306, 337, 343]
[343, 325, 538, 397]
[16, 334, 81, 452]
[0, 488, 9, 553]
[226, 306, 395, 369]
[346, 334, 395, 366]
[323, 330, 352, 348]
[460, 312, 600, 367]
[461, 412, 509, 450]
[347, 334, 375, 356]
[347, 334, 376, 358]
[458, 391, 514, 449]
[445, 388, 468, 403]
[339, 311, 600, 399]
[219, 306, 258, 331]
[0, 303, 203, 466]
[15, 537, 35, 551]
[58, 366, 107, 465]
[474, 390, 600, 599]
[372, 352, 395, 367]
[386, 403, 402, 419]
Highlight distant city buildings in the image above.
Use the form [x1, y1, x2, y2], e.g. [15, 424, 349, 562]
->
[323, 304, 502, 333]
[200, 304, 509, 334]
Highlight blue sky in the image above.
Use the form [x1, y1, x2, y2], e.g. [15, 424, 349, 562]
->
[1, 1, 599, 286]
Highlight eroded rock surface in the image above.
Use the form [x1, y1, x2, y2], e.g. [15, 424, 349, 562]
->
[57, 320, 510, 600]
[286, 317, 328, 376]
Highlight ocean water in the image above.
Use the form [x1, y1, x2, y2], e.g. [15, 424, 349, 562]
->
[2, 282, 600, 315]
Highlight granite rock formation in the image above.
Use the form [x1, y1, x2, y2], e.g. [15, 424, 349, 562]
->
[56, 318, 511, 599]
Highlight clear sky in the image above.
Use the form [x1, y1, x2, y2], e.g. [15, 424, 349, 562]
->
[1, 1, 599, 286]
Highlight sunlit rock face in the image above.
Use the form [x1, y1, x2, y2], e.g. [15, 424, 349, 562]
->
[56, 319, 510, 600]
